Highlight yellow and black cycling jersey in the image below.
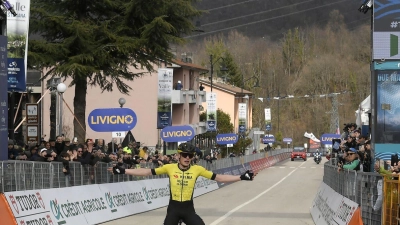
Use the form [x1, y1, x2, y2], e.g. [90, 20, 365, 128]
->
[151, 163, 216, 202]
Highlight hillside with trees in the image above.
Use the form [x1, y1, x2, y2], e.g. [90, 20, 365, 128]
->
[184, 10, 371, 146]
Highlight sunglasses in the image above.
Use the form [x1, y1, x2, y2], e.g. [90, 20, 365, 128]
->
[181, 153, 194, 159]
[347, 153, 355, 155]
[78, 151, 82, 153]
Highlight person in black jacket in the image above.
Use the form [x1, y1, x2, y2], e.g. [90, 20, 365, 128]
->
[60, 152, 71, 187]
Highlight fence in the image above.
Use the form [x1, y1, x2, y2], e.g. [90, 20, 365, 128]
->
[323, 164, 383, 225]
[0, 149, 290, 193]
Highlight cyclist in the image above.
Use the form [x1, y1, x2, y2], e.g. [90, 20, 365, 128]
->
[108, 142, 255, 225]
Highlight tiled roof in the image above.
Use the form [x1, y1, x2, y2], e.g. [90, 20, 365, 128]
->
[170, 59, 209, 71]
[199, 79, 253, 95]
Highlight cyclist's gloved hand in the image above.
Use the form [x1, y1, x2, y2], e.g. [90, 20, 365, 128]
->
[240, 170, 254, 181]
[112, 165, 126, 175]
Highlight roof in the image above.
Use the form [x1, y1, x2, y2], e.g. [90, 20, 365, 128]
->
[199, 79, 253, 96]
[170, 59, 209, 72]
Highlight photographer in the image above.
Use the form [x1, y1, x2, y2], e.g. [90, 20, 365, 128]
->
[341, 123, 357, 140]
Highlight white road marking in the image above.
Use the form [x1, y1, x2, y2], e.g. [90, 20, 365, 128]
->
[270, 167, 276, 168]
[311, 167, 316, 168]
[279, 167, 285, 168]
[300, 167, 306, 168]
[210, 161, 307, 225]
[289, 167, 295, 168]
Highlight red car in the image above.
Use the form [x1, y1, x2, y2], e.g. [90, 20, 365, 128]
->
[291, 147, 307, 161]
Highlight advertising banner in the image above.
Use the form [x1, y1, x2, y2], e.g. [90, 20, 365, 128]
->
[206, 92, 217, 131]
[373, 1, 400, 60]
[265, 108, 271, 131]
[320, 133, 341, 145]
[263, 136, 275, 144]
[157, 68, 173, 129]
[0, 35, 7, 160]
[7, 58, 25, 91]
[7, 0, 31, 92]
[88, 108, 137, 132]
[216, 133, 238, 145]
[283, 137, 292, 143]
[374, 70, 400, 158]
[161, 125, 195, 142]
[311, 182, 358, 225]
[238, 103, 246, 133]
[193, 176, 219, 197]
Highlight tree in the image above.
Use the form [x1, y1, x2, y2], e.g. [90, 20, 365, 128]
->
[28, 0, 202, 141]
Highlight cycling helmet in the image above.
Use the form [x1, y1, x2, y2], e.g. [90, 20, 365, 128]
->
[177, 142, 195, 154]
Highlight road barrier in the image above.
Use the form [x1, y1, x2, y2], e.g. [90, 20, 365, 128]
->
[321, 164, 383, 225]
[0, 149, 291, 225]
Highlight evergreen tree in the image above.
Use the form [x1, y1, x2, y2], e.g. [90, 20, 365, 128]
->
[28, 0, 202, 141]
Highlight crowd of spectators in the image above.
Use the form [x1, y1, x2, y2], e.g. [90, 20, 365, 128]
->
[334, 123, 372, 173]
[6, 136, 221, 183]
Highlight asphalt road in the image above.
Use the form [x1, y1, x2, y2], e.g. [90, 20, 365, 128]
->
[100, 157, 325, 225]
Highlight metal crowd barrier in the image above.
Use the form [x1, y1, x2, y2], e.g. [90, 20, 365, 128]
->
[0, 149, 290, 193]
[323, 164, 383, 225]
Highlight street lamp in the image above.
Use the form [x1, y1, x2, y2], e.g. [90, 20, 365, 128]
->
[56, 83, 67, 137]
[46, 77, 65, 138]
[209, 54, 228, 92]
[118, 98, 126, 108]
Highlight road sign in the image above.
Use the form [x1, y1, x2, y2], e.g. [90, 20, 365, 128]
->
[254, 131, 264, 135]
[112, 131, 126, 138]
[227, 144, 233, 147]
[27, 125, 38, 143]
[26, 103, 39, 124]
[266, 124, 271, 131]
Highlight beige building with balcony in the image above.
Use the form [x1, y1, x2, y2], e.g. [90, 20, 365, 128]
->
[39, 59, 208, 148]
[199, 79, 254, 133]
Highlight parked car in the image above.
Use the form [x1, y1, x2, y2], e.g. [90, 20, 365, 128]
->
[291, 147, 307, 161]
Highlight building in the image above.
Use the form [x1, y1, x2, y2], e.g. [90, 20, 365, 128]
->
[39, 59, 208, 149]
[198, 78, 254, 133]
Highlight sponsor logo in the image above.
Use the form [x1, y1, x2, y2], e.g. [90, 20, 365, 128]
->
[173, 174, 178, 179]
[18, 214, 55, 225]
[9, 195, 19, 214]
[9, 193, 45, 214]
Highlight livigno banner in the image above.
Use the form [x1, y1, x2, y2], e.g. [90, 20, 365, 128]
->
[264, 108, 271, 131]
[206, 92, 217, 131]
[157, 68, 173, 129]
[238, 103, 246, 133]
[7, 0, 30, 92]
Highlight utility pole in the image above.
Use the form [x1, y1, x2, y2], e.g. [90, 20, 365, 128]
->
[330, 94, 340, 134]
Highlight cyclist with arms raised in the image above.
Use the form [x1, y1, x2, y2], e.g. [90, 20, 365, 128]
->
[108, 142, 255, 225]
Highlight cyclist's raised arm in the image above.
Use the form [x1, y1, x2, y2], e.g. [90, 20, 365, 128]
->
[214, 174, 241, 182]
[107, 166, 152, 176]
[199, 166, 254, 182]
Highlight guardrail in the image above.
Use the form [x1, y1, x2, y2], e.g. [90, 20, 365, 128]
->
[0, 149, 290, 193]
[323, 164, 382, 225]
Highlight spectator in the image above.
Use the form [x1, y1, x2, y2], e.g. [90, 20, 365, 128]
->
[95, 139, 106, 152]
[107, 138, 118, 154]
[175, 80, 183, 90]
[60, 152, 71, 187]
[48, 139, 56, 151]
[36, 148, 54, 162]
[8, 140, 18, 160]
[123, 143, 134, 154]
[338, 147, 360, 172]
[55, 136, 66, 155]
[139, 146, 148, 159]
[199, 84, 205, 91]
[195, 144, 203, 159]
[64, 138, 72, 150]
[29, 146, 40, 161]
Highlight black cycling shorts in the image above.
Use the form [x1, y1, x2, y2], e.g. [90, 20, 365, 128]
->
[164, 200, 205, 225]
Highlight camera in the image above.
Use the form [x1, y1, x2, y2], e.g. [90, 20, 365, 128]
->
[358, 0, 372, 14]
